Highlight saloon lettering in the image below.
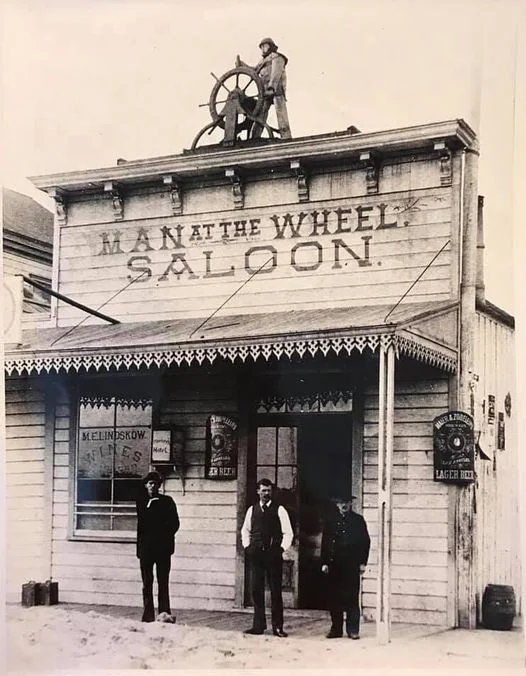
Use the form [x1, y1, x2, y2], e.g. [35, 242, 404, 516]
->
[97, 204, 401, 281]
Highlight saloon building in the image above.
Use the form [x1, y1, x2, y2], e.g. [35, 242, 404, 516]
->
[4, 117, 520, 634]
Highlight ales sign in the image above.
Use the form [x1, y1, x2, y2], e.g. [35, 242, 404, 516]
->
[433, 411, 475, 483]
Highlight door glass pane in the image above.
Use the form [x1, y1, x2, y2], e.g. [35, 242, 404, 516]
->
[277, 465, 296, 491]
[256, 465, 277, 486]
[257, 428, 276, 464]
[277, 427, 297, 464]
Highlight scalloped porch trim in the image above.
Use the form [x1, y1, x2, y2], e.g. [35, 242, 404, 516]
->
[5, 331, 457, 376]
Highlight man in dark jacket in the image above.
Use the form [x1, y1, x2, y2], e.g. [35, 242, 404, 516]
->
[241, 478, 293, 636]
[136, 471, 180, 623]
[321, 492, 370, 639]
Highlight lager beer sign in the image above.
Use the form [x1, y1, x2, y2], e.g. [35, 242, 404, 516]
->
[433, 411, 474, 483]
[205, 415, 238, 479]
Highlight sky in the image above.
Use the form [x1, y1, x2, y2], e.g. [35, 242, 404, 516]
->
[1, 0, 523, 313]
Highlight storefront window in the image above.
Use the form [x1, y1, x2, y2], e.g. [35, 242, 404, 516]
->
[75, 380, 153, 537]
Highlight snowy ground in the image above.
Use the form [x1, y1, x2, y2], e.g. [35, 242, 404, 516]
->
[5, 603, 525, 673]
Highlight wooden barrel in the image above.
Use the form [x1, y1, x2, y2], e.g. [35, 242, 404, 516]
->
[482, 584, 516, 630]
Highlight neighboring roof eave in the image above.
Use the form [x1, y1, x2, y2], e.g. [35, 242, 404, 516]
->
[29, 119, 477, 194]
[475, 298, 514, 329]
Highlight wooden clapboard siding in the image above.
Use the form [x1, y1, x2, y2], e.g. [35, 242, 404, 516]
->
[3, 251, 51, 284]
[362, 374, 450, 626]
[48, 369, 241, 610]
[5, 376, 48, 601]
[56, 180, 454, 325]
[472, 312, 520, 619]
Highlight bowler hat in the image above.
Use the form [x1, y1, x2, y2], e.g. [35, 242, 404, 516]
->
[143, 471, 163, 486]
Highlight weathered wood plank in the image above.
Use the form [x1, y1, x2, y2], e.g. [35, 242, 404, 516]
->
[5, 448, 45, 462]
[6, 473, 45, 486]
[5, 460, 45, 475]
[363, 507, 448, 524]
[365, 564, 448, 582]
[363, 592, 447, 612]
[362, 578, 447, 597]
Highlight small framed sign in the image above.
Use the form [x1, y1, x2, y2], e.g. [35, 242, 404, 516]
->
[487, 395, 495, 424]
[433, 411, 475, 483]
[205, 415, 238, 479]
[497, 412, 505, 450]
[151, 429, 172, 464]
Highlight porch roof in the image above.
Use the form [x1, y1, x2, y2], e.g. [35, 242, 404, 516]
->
[4, 300, 458, 376]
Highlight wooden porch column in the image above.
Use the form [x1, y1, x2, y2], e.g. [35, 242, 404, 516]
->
[376, 343, 396, 644]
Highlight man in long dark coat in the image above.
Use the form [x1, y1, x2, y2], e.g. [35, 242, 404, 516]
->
[136, 471, 180, 623]
[321, 492, 370, 639]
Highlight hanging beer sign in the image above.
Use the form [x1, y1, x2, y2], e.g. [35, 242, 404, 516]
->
[433, 411, 475, 483]
[205, 415, 238, 479]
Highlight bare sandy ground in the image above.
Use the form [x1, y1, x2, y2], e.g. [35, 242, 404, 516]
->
[6, 604, 525, 672]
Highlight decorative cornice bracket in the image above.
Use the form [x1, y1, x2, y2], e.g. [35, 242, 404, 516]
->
[48, 187, 68, 226]
[290, 160, 310, 203]
[104, 181, 124, 221]
[225, 168, 244, 209]
[163, 175, 183, 215]
[434, 140, 452, 186]
[360, 151, 379, 194]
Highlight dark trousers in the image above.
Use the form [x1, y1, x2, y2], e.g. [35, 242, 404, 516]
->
[249, 548, 284, 630]
[140, 556, 171, 621]
[328, 564, 361, 634]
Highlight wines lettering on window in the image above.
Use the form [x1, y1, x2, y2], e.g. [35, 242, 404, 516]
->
[75, 388, 153, 536]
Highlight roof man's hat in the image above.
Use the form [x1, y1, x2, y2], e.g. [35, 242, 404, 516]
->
[259, 37, 278, 51]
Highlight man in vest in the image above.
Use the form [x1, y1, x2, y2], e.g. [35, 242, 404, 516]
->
[321, 491, 370, 639]
[241, 478, 294, 636]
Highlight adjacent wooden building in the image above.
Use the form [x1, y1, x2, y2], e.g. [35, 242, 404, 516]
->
[4, 120, 520, 632]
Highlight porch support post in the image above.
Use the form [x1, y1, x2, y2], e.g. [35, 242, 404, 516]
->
[376, 342, 396, 644]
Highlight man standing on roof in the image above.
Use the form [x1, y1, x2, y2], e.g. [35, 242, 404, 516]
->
[236, 37, 292, 140]
[241, 478, 294, 637]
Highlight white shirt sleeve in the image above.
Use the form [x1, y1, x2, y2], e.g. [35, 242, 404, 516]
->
[278, 505, 294, 552]
[241, 506, 253, 548]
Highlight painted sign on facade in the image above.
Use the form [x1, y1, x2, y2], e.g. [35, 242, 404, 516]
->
[433, 411, 475, 483]
[57, 182, 454, 323]
[205, 415, 238, 479]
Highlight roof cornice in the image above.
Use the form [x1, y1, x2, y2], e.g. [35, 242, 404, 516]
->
[29, 119, 477, 194]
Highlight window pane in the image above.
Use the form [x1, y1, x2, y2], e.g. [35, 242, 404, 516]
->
[277, 427, 297, 464]
[116, 403, 152, 426]
[77, 479, 111, 503]
[77, 435, 114, 478]
[113, 515, 137, 531]
[114, 478, 143, 503]
[114, 428, 152, 478]
[79, 401, 114, 426]
[257, 427, 276, 464]
[77, 514, 111, 530]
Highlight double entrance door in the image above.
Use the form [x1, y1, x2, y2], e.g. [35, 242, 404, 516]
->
[247, 414, 352, 609]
